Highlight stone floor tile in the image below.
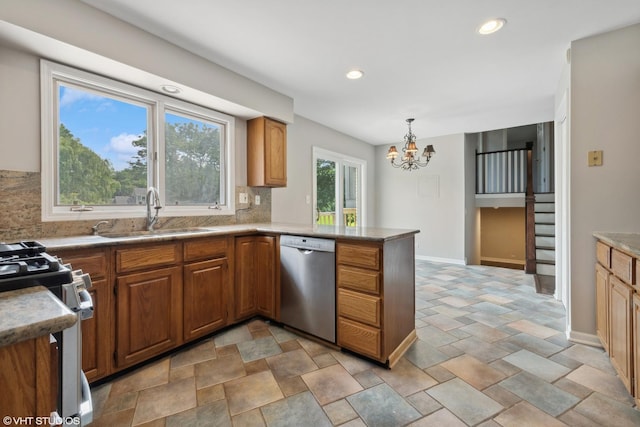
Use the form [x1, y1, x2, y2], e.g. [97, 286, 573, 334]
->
[440, 354, 507, 390]
[102, 390, 138, 415]
[482, 384, 522, 407]
[132, 377, 197, 425]
[431, 304, 470, 318]
[352, 369, 384, 388]
[266, 348, 318, 379]
[460, 322, 510, 343]
[261, 390, 332, 427]
[574, 392, 640, 427]
[374, 358, 438, 396]
[312, 352, 337, 368]
[276, 375, 308, 397]
[244, 358, 270, 375]
[110, 359, 170, 396]
[231, 408, 265, 427]
[494, 401, 567, 427]
[427, 378, 502, 425]
[424, 313, 466, 331]
[268, 326, 299, 343]
[415, 325, 458, 347]
[169, 363, 194, 382]
[214, 325, 253, 347]
[224, 370, 283, 416]
[406, 391, 442, 415]
[499, 333, 563, 357]
[196, 383, 225, 406]
[340, 418, 367, 427]
[503, 349, 571, 382]
[552, 377, 593, 400]
[195, 353, 246, 389]
[471, 301, 513, 316]
[403, 339, 451, 368]
[278, 339, 301, 353]
[165, 400, 231, 427]
[347, 383, 422, 427]
[558, 409, 603, 427]
[506, 319, 560, 339]
[323, 398, 359, 425]
[302, 363, 363, 405]
[451, 336, 510, 363]
[408, 408, 467, 427]
[424, 364, 456, 383]
[170, 339, 217, 368]
[438, 295, 473, 307]
[499, 372, 580, 417]
[558, 344, 616, 375]
[298, 337, 332, 357]
[331, 350, 377, 375]
[566, 364, 634, 403]
[90, 408, 135, 427]
[90, 383, 111, 419]
[237, 336, 282, 363]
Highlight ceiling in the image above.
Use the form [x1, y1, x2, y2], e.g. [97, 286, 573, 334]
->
[80, 0, 640, 145]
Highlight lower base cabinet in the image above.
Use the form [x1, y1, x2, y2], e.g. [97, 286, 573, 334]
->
[234, 235, 277, 321]
[183, 258, 228, 341]
[633, 293, 640, 406]
[115, 266, 183, 368]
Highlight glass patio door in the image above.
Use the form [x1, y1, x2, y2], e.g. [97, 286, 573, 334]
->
[312, 147, 366, 227]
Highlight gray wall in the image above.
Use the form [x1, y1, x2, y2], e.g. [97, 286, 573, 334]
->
[565, 23, 640, 339]
[375, 133, 467, 263]
[271, 115, 377, 226]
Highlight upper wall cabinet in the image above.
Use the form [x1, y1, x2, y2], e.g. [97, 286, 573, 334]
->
[247, 117, 287, 187]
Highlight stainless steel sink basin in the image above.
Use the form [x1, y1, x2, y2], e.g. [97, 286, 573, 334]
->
[101, 227, 215, 238]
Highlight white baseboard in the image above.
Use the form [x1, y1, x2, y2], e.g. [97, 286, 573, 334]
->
[567, 330, 602, 348]
[416, 255, 466, 265]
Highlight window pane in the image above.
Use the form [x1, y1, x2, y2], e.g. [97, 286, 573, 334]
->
[343, 165, 358, 227]
[164, 112, 223, 206]
[58, 83, 148, 206]
[316, 159, 336, 225]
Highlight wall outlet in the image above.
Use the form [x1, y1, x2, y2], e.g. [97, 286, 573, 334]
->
[588, 150, 603, 166]
[239, 193, 248, 203]
[255, 195, 261, 205]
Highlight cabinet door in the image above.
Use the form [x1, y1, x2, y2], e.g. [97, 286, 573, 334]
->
[609, 276, 633, 394]
[634, 294, 640, 404]
[116, 266, 182, 368]
[595, 263, 610, 353]
[235, 237, 257, 319]
[264, 118, 287, 186]
[256, 236, 276, 318]
[184, 258, 228, 341]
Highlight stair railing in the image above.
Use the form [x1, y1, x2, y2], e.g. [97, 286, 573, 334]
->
[524, 142, 536, 274]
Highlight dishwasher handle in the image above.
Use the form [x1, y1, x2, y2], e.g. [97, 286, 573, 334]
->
[280, 235, 335, 253]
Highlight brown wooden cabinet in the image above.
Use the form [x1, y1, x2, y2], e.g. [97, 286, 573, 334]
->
[52, 247, 111, 382]
[595, 238, 638, 399]
[595, 263, 610, 352]
[247, 116, 287, 187]
[114, 243, 183, 369]
[0, 334, 57, 417]
[183, 238, 229, 342]
[337, 237, 416, 366]
[234, 235, 277, 320]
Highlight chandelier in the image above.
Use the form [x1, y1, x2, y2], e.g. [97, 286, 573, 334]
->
[386, 118, 435, 171]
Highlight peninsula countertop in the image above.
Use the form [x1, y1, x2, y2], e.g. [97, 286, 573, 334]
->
[38, 223, 420, 251]
[593, 232, 640, 258]
[0, 286, 77, 347]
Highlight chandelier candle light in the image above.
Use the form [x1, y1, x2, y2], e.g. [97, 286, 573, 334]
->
[386, 118, 435, 171]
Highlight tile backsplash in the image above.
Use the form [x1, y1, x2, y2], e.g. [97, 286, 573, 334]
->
[0, 170, 271, 241]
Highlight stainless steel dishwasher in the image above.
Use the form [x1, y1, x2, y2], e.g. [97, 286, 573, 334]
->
[280, 235, 336, 343]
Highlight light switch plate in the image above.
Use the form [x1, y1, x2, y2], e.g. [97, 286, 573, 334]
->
[239, 193, 248, 203]
[255, 195, 261, 205]
[588, 150, 603, 166]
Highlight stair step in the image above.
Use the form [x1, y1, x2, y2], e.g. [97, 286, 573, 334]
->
[536, 249, 555, 261]
[535, 236, 555, 247]
[535, 193, 555, 203]
[535, 213, 555, 224]
[535, 224, 555, 235]
[537, 263, 556, 276]
[535, 203, 555, 213]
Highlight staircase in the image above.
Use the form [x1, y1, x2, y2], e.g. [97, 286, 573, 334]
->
[534, 192, 556, 279]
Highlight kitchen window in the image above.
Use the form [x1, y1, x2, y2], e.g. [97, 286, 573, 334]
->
[40, 60, 235, 221]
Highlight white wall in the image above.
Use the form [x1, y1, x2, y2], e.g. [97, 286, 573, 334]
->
[568, 23, 640, 338]
[271, 115, 376, 225]
[375, 134, 466, 263]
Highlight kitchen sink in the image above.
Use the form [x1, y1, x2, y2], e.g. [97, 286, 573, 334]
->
[101, 227, 216, 238]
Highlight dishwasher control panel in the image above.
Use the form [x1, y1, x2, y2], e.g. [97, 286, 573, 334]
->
[280, 235, 335, 252]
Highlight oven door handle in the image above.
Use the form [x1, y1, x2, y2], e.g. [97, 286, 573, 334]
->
[79, 371, 93, 426]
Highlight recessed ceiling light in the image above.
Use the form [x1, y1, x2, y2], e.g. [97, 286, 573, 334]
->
[478, 18, 506, 35]
[161, 84, 181, 94]
[346, 69, 364, 80]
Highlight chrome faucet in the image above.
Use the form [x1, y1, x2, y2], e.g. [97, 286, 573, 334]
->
[91, 220, 110, 236]
[146, 187, 162, 231]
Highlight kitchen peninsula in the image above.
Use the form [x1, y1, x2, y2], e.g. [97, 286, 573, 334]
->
[39, 223, 419, 383]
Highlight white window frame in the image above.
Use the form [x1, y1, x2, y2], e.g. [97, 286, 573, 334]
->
[312, 147, 367, 227]
[40, 60, 235, 221]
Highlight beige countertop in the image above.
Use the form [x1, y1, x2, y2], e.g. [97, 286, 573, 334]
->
[0, 286, 77, 347]
[593, 232, 640, 258]
[39, 222, 420, 251]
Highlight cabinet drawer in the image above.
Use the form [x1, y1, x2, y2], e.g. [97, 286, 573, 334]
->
[596, 241, 611, 268]
[612, 249, 634, 285]
[116, 243, 181, 273]
[338, 317, 381, 360]
[338, 289, 381, 327]
[184, 238, 227, 262]
[337, 243, 380, 270]
[54, 249, 108, 279]
[338, 265, 380, 295]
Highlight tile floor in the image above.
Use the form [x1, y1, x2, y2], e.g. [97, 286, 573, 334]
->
[89, 261, 640, 426]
